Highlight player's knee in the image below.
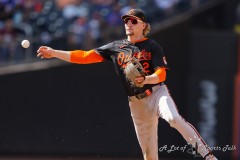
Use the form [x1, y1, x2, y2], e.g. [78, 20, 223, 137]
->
[168, 115, 184, 128]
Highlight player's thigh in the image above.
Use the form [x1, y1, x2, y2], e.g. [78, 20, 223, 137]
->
[156, 89, 180, 123]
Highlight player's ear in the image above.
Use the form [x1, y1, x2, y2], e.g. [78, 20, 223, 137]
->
[142, 23, 146, 29]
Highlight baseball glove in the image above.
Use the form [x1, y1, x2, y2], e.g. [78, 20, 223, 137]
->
[124, 57, 147, 88]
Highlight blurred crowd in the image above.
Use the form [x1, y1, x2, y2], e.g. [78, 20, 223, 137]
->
[0, 0, 209, 66]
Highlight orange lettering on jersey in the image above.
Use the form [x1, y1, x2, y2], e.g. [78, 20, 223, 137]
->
[124, 54, 132, 63]
[140, 49, 151, 60]
[117, 50, 152, 68]
[133, 52, 138, 59]
[123, 54, 129, 63]
[137, 52, 142, 59]
[117, 52, 124, 66]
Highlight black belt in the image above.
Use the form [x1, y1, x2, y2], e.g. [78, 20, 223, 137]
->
[131, 83, 164, 100]
[134, 91, 150, 100]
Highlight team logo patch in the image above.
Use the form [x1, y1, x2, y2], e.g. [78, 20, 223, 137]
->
[163, 56, 167, 65]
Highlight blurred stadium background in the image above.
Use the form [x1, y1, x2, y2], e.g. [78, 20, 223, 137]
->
[0, 0, 239, 160]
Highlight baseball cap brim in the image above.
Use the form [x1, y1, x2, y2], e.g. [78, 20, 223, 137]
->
[121, 15, 143, 21]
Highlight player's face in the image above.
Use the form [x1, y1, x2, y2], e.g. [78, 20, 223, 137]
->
[124, 17, 145, 36]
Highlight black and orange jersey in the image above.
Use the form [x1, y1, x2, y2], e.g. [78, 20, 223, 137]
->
[94, 38, 168, 96]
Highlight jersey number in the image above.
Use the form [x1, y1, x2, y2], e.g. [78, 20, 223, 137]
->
[143, 62, 150, 73]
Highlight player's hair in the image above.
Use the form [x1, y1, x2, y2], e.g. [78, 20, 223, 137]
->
[143, 23, 151, 36]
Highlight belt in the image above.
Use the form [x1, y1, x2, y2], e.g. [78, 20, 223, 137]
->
[134, 89, 152, 100]
[128, 83, 164, 101]
[128, 90, 150, 101]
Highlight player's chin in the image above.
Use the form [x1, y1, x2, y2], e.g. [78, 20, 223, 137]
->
[126, 31, 134, 36]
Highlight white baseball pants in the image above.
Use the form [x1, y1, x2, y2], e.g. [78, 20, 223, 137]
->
[129, 84, 212, 160]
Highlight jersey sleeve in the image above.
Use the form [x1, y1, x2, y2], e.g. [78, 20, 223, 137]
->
[94, 42, 116, 61]
[151, 41, 169, 70]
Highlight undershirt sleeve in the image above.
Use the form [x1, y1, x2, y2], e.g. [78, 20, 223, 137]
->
[70, 50, 104, 64]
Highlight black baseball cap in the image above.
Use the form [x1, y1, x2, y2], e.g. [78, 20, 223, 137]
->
[121, 9, 146, 22]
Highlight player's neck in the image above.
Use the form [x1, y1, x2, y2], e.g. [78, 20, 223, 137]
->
[127, 35, 145, 43]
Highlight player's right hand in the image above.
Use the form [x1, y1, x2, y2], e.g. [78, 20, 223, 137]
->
[37, 46, 55, 59]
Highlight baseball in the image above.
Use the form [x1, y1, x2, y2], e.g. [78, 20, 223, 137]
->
[21, 39, 30, 48]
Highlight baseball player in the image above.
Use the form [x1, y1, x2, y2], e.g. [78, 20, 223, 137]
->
[37, 9, 218, 160]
